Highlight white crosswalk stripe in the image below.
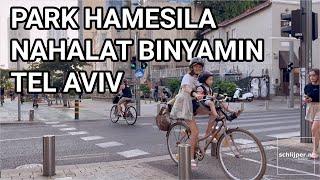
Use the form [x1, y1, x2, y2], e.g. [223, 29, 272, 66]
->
[195, 110, 300, 140]
[68, 131, 88, 135]
[117, 149, 149, 158]
[52, 124, 68, 127]
[81, 136, 104, 141]
[250, 125, 299, 133]
[267, 131, 299, 139]
[233, 139, 254, 145]
[96, 141, 123, 148]
[44, 121, 60, 125]
[60, 127, 77, 131]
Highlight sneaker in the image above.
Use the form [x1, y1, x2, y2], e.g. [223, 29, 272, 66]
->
[191, 159, 198, 170]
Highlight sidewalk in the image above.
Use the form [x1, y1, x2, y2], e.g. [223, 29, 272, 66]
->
[1, 138, 319, 179]
[0, 97, 300, 123]
[0, 155, 176, 180]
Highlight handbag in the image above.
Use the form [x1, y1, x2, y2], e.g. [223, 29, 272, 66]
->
[155, 106, 171, 131]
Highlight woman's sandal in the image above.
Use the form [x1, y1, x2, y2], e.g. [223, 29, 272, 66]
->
[308, 153, 319, 160]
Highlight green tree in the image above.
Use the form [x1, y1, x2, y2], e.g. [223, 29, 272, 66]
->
[167, 78, 181, 95]
[31, 55, 88, 106]
[213, 80, 237, 97]
[0, 68, 11, 89]
[140, 84, 150, 98]
[194, 0, 265, 23]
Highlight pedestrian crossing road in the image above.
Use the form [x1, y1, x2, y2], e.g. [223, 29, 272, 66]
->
[0, 109, 302, 169]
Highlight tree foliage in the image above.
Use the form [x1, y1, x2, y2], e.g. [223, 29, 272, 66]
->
[0, 69, 12, 89]
[29, 55, 88, 89]
[194, 0, 265, 23]
[167, 78, 181, 95]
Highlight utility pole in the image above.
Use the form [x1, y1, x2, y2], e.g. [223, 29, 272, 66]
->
[300, 0, 312, 143]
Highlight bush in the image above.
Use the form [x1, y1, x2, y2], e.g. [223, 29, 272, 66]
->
[167, 78, 181, 95]
[140, 84, 150, 95]
[213, 80, 237, 97]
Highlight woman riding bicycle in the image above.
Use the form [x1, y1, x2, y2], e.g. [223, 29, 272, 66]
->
[170, 57, 213, 168]
[117, 79, 133, 116]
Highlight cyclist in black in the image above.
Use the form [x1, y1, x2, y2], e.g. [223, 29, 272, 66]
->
[117, 79, 133, 116]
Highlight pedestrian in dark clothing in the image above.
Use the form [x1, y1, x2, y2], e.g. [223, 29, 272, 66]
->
[154, 85, 159, 102]
[304, 68, 320, 159]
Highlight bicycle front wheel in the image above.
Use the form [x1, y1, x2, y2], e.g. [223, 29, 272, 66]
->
[125, 106, 137, 125]
[166, 122, 191, 165]
[110, 105, 119, 123]
[217, 128, 266, 180]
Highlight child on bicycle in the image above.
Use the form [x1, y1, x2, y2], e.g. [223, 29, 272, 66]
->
[197, 71, 241, 139]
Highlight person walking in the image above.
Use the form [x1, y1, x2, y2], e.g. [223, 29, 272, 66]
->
[154, 84, 159, 102]
[304, 68, 320, 159]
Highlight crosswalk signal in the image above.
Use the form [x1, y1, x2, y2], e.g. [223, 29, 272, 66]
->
[287, 62, 294, 72]
[130, 56, 137, 70]
[141, 62, 148, 69]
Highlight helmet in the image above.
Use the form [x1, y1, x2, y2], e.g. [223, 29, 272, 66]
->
[198, 71, 214, 84]
[189, 57, 205, 68]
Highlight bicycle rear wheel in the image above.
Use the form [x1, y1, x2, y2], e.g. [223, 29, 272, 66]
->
[125, 106, 137, 125]
[166, 122, 191, 165]
[110, 105, 119, 123]
[217, 128, 266, 180]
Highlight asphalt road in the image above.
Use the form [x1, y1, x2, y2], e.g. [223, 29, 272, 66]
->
[2, 108, 320, 179]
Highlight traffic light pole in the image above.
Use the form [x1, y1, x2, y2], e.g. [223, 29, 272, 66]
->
[135, 31, 141, 116]
[288, 41, 294, 108]
[300, 0, 312, 143]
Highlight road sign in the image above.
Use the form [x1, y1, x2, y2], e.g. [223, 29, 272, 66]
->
[135, 69, 144, 78]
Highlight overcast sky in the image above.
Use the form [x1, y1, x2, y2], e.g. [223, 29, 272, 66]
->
[0, 0, 78, 68]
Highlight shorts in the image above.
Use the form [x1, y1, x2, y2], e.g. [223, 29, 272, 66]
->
[305, 103, 320, 121]
[118, 97, 133, 104]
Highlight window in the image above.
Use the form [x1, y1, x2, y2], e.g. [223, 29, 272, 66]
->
[231, 29, 236, 38]
[226, 31, 229, 41]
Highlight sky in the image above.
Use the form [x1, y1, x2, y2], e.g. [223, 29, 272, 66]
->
[0, 0, 78, 68]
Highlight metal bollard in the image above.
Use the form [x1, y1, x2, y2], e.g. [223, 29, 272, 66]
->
[43, 135, 55, 176]
[265, 100, 269, 111]
[29, 109, 34, 121]
[157, 103, 161, 114]
[75, 99, 79, 120]
[211, 139, 218, 157]
[178, 144, 191, 180]
[240, 102, 245, 111]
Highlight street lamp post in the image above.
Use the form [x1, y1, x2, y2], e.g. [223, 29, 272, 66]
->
[17, 58, 21, 121]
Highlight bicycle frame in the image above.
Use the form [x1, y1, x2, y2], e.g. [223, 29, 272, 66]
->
[195, 107, 238, 160]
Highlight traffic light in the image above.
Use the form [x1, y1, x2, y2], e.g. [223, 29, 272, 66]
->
[287, 62, 294, 72]
[312, 12, 318, 41]
[281, 9, 302, 38]
[141, 62, 148, 69]
[130, 56, 136, 70]
[281, 9, 318, 41]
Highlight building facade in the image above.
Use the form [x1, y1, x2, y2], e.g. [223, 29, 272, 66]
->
[202, 0, 320, 96]
[7, 18, 30, 70]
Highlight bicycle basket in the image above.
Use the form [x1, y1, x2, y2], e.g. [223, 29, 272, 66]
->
[155, 107, 171, 131]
